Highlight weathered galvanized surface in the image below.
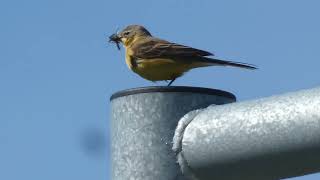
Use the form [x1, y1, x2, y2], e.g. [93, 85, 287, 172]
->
[180, 87, 320, 180]
[110, 86, 235, 180]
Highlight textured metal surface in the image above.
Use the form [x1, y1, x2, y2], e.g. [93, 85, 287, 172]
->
[182, 87, 320, 180]
[110, 86, 236, 101]
[110, 86, 235, 180]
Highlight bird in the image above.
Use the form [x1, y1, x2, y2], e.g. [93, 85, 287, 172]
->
[109, 25, 256, 86]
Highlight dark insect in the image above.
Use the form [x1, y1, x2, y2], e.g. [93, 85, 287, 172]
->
[109, 33, 121, 50]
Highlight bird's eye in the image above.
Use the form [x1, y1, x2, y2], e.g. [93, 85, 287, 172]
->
[123, 31, 130, 36]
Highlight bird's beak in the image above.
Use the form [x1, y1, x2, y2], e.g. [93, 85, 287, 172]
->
[109, 33, 121, 50]
[109, 33, 121, 42]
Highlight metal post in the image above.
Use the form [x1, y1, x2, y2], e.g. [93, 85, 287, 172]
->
[173, 87, 320, 180]
[110, 86, 235, 180]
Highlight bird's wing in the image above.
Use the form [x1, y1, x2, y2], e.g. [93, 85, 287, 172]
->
[131, 37, 213, 59]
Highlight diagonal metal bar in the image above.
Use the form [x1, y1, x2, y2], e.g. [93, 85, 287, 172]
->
[175, 87, 320, 180]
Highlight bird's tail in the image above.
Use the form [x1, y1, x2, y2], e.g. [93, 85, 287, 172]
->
[192, 57, 257, 70]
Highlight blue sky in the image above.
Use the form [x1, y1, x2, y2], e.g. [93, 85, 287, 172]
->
[1, 0, 320, 179]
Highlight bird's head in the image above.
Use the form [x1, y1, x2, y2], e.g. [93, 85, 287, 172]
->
[109, 25, 151, 49]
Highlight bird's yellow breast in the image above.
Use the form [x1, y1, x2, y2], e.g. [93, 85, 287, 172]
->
[127, 57, 191, 81]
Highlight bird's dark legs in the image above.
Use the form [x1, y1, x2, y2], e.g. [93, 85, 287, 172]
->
[167, 78, 176, 86]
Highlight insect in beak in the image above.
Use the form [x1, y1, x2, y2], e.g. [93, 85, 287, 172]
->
[109, 30, 121, 50]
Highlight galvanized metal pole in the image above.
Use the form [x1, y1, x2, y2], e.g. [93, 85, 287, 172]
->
[110, 86, 235, 180]
[173, 87, 320, 180]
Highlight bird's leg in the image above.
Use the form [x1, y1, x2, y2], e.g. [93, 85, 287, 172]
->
[167, 78, 176, 86]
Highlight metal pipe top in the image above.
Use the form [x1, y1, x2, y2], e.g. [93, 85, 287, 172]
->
[110, 86, 236, 101]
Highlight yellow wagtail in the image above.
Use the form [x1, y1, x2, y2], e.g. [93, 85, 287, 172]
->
[109, 25, 256, 86]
